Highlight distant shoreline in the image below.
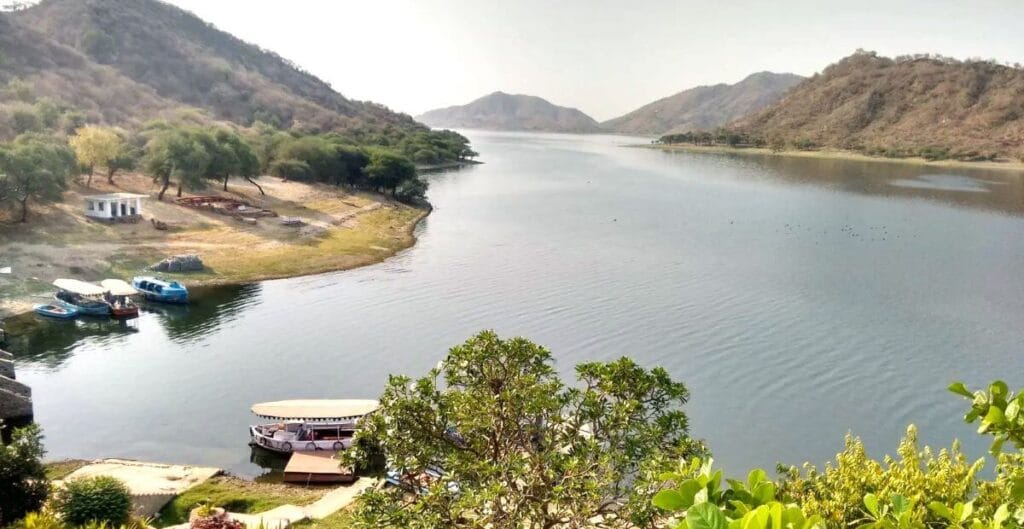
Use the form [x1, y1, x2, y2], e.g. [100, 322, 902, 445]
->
[640, 143, 1024, 173]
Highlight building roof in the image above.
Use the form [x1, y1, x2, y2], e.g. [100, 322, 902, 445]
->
[85, 193, 148, 201]
[251, 399, 379, 421]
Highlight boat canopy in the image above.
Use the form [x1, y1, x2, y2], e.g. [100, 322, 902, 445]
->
[53, 278, 107, 297]
[251, 399, 379, 421]
[100, 279, 138, 296]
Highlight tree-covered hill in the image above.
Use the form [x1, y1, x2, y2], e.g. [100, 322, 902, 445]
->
[0, 0, 433, 135]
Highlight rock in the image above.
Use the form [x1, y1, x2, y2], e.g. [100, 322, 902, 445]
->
[151, 254, 204, 273]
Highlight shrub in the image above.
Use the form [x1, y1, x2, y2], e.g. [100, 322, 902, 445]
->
[268, 158, 312, 181]
[55, 475, 134, 527]
[0, 424, 49, 527]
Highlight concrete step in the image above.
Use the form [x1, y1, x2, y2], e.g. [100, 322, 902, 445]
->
[0, 387, 33, 420]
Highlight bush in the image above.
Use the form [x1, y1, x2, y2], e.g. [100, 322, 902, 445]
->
[0, 424, 49, 527]
[55, 475, 133, 527]
[268, 158, 312, 181]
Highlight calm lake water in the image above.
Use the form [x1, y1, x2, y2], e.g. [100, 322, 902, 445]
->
[7, 132, 1024, 477]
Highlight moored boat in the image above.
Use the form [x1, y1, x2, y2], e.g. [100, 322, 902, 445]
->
[53, 279, 111, 316]
[132, 276, 189, 304]
[100, 279, 140, 318]
[34, 303, 78, 319]
[248, 399, 378, 454]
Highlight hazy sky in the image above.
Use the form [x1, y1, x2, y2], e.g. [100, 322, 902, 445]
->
[166, 0, 1023, 121]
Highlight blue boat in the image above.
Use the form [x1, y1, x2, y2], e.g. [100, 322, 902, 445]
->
[34, 303, 78, 319]
[53, 279, 111, 316]
[132, 276, 189, 304]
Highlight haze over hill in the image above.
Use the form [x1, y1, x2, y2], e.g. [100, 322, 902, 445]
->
[417, 92, 602, 133]
[603, 72, 803, 135]
[727, 51, 1024, 160]
[0, 0, 426, 136]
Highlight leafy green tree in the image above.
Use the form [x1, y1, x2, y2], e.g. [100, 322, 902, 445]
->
[69, 126, 122, 187]
[143, 128, 210, 200]
[193, 128, 261, 193]
[0, 423, 49, 527]
[106, 140, 140, 185]
[268, 158, 312, 181]
[0, 134, 75, 222]
[363, 149, 416, 195]
[344, 330, 700, 529]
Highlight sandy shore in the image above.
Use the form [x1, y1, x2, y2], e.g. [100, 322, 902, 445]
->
[0, 174, 429, 319]
[641, 143, 1024, 173]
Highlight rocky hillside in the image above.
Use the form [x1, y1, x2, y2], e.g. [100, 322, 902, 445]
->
[732, 51, 1024, 160]
[417, 92, 602, 133]
[0, 0, 425, 135]
[603, 72, 803, 135]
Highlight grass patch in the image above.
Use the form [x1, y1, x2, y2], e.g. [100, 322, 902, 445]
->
[44, 459, 90, 480]
[291, 508, 356, 529]
[154, 476, 327, 527]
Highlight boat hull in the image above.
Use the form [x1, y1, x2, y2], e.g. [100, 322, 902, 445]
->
[55, 297, 110, 316]
[111, 306, 140, 318]
[34, 304, 78, 319]
[132, 277, 189, 304]
[248, 425, 355, 454]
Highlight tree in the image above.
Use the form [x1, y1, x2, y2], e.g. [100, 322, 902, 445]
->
[200, 128, 261, 193]
[0, 134, 75, 222]
[69, 126, 122, 187]
[55, 475, 133, 527]
[344, 331, 701, 529]
[106, 140, 140, 184]
[143, 128, 210, 200]
[363, 149, 416, 196]
[0, 423, 49, 527]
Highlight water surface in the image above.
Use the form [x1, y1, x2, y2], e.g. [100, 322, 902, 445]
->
[8, 132, 1024, 476]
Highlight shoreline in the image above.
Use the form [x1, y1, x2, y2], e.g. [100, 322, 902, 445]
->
[641, 143, 1024, 173]
[0, 189, 433, 321]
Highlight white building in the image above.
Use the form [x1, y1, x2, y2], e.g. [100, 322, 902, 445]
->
[84, 193, 147, 221]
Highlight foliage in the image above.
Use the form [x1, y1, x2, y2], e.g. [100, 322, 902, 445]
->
[653, 458, 822, 529]
[363, 148, 416, 196]
[14, 510, 153, 529]
[69, 126, 122, 186]
[54, 475, 133, 527]
[949, 381, 1024, 456]
[0, 423, 49, 527]
[143, 127, 210, 200]
[0, 133, 75, 222]
[776, 426, 982, 527]
[344, 330, 702, 529]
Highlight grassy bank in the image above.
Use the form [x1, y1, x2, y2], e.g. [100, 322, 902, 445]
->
[0, 173, 429, 319]
[154, 475, 329, 527]
[644, 143, 1024, 173]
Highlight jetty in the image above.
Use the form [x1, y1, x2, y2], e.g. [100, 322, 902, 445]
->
[0, 347, 33, 422]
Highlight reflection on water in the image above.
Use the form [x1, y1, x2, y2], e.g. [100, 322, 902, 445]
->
[5, 132, 1024, 477]
[6, 283, 261, 368]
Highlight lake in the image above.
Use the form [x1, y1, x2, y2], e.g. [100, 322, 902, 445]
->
[7, 131, 1024, 477]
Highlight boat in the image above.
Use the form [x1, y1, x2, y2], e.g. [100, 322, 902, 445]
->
[100, 279, 140, 318]
[248, 399, 378, 454]
[34, 303, 78, 319]
[132, 276, 189, 304]
[53, 279, 111, 316]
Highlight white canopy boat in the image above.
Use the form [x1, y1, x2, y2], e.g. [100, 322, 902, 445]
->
[248, 399, 378, 454]
[53, 278, 111, 316]
[100, 279, 140, 318]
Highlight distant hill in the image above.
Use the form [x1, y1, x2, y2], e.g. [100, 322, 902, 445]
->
[0, 0, 425, 135]
[602, 72, 803, 135]
[730, 51, 1024, 160]
[417, 92, 602, 133]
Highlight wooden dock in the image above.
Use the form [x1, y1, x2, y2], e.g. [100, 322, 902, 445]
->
[283, 451, 355, 485]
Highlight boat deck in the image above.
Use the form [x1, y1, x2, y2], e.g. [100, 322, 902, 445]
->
[283, 451, 355, 484]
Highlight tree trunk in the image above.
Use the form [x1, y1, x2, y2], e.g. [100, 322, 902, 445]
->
[86, 166, 94, 188]
[176, 181, 183, 198]
[245, 176, 265, 195]
[19, 197, 28, 222]
[157, 175, 171, 200]
[223, 174, 230, 191]
[107, 167, 117, 185]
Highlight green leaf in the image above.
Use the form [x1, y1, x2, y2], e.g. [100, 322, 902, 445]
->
[1010, 478, 1024, 502]
[748, 468, 768, 489]
[678, 479, 704, 507]
[928, 502, 953, 522]
[769, 502, 782, 529]
[990, 381, 1009, 399]
[994, 504, 1010, 528]
[990, 436, 1006, 455]
[687, 502, 729, 529]
[984, 406, 1006, 426]
[949, 382, 973, 398]
[961, 501, 974, 522]
[1005, 399, 1020, 422]
[864, 494, 880, 518]
[654, 489, 688, 512]
[891, 494, 909, 515]
[753, 482, 776, 504]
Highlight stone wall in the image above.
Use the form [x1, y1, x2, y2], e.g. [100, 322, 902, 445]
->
[0, 348, 33, 420]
